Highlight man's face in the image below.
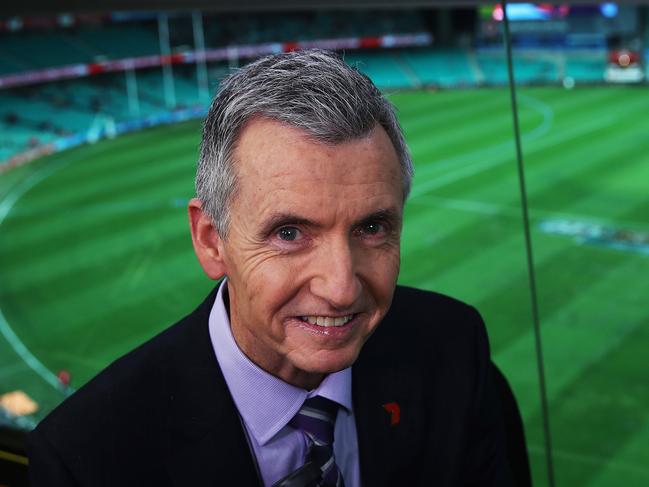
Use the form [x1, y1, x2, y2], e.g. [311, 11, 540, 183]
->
[218, 118, 403, 388]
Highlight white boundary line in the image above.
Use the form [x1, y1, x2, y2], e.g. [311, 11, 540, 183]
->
[0, 160, 75, 391]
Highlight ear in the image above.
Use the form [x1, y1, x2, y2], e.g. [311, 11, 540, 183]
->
[188, 197, 227, 280]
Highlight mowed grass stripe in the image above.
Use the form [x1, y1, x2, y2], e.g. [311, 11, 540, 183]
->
[408, 88, 643, 205]
[30, 266, 213, 385]
[1, 207, 188, 299]
[401, 204, 641, 358]
[41, 124, 199, 183]
[588, 418, 649, 486]
[20, 143, 196, 213]
[1, 180, 191, 253]
[403, 188, 647, 305]
[407, 106, 517, 161]
[389, 89, 503, 122]
[6, 231, 198, 352]
[0, 189, 186, 276]
[426, 187, 649, 358]
[389, 89, 503, 115]
[0, 127, 187, 211]
[405, 184, 649, 351]
[416, 92, 649, 206]
[397, 92, 514, 137]
[519, 309, 649, 487]
[398, 86, 638, 485]
[438, 126, 649, 232]
[525, 128, 649, 208]
[1, 167, 192, 251]
[0, 88, 646, 484]
[402, 86, 644, 350]
[0, 159, 193, 260]
[407, 112, 612, 201]
[49, 121, 200, 180]
[408, 87, 625, 183]
[401, 127, 643, 288]
[23, 153, 193, 214]
[495, 256, 648, 419]
[414, 103, 649, 227]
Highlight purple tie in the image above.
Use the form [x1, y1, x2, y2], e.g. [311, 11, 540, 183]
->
[290, 396, 345, 487]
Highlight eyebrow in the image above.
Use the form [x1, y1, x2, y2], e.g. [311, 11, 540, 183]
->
[357, 208, 401, 228]
[259, 207, 401, 238]
[258, 213, 317, 239]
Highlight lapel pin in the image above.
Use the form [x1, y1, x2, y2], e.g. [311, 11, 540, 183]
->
[382, 402, 400, 426]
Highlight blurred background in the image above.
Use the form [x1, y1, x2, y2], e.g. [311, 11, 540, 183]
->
[0, 1, 647, 486]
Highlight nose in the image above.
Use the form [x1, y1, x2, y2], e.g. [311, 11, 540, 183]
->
[309, 236, 362, 310]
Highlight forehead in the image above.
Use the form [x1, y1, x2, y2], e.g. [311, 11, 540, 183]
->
[231, 118, 402, 213]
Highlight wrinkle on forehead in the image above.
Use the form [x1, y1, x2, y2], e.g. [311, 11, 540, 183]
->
[230, 118, 402, 211]
[235, 119, 397, 170]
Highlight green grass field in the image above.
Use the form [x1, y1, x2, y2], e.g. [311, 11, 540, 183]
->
[1, 86, 648, 486]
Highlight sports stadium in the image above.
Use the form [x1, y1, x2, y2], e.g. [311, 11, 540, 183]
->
[0, 2, 648, 486]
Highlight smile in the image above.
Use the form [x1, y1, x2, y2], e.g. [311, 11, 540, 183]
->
[299, 315, 354, 327]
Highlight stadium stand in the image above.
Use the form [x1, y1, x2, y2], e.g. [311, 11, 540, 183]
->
[564, 53, 607, 82]
[0, 11, 434, 165]
[345, 50, 417, 89]
[476, 51, 561, 84]
[75, 25, 159, 60]
[400, 48, 477, 86]
[192, 11, 427, 46]
[0, 32, 91, 71]
[0, 9, 620, 166]
[0, 25, 160, 74]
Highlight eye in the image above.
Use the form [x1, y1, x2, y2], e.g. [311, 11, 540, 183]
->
[277, 226, 301, 241]
[361, 221, 384, 235]
[354, 220, 389, 239]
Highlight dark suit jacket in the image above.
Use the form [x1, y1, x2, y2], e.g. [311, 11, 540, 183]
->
[28, 285, 513, 486]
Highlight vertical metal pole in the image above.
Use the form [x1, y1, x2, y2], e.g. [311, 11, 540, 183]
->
[125, 67, 140, 118]
[158, 12, 176, 109]
[192, 10, 210, 104]
[502, 2, 556, 486]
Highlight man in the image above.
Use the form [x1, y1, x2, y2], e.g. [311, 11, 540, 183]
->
[28, 50, 513, 486]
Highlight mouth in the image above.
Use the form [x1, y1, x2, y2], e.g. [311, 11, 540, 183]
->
[289, 313, 365, 340]
[298, 314, 355, 327]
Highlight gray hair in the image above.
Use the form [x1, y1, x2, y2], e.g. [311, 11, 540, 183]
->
[196, 48, 413, 239]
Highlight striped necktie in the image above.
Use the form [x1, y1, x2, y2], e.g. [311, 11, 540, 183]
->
[290, 395, 345, 487]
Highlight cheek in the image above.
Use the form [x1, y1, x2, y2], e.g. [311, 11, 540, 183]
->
[368, 245, 400, 277]
[248, 256, 303, 289]
[239, 256, 306, 315]
[359, 248, 400, 304]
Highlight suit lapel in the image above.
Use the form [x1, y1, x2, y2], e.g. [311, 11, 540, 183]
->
[158, 286, 431, 486]
[162, 288, 261, 486]
[352, 306, 427, 486]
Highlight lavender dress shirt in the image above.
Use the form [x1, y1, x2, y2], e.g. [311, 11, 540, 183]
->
[208, 281, 361, 487]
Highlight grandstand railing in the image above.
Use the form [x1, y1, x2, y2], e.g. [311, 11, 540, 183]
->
[0, 33, 432, 90]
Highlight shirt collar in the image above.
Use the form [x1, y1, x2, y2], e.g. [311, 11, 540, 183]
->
[208, 280, 352, 446]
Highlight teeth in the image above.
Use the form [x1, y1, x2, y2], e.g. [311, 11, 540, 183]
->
[333, 317, 346, 326]
[301, 315, 354, 327]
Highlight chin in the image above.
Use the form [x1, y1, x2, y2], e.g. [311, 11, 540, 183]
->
[300, 347, 360, 375]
